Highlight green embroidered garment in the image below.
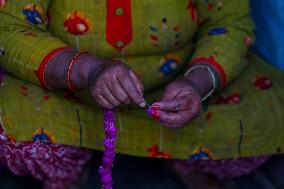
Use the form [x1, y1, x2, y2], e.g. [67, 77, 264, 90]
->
[0, 0, 283, 160]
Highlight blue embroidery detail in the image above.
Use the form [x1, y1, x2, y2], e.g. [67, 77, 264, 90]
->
[208, 27, 228, 35]
[149, 26, 158, 32]
[190, 152, 210, 160]
[23, 5, 43, 25]
[159, 59, 178, 76]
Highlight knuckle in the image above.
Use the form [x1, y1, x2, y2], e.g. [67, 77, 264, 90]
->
[113, 100, 120, 106]
[93, 92, 102, 101]
[175, 103, 182, 111]
[160, 95, 170, 101]
[104, 72, 115, 80]
[94, 79, 105, 88]
[122, 96, 129, 103]
[177, 117, 185, 124]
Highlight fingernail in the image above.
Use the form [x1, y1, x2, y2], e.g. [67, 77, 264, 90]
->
[152, 111, 159, 120]
[152, 104, 159, 110]
[139, 101, 146, 107]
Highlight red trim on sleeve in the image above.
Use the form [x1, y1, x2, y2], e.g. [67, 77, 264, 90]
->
[36, 47, 70, 89]
[191, 56, 227, 88]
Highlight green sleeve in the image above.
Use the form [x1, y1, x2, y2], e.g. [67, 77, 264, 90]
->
[0, 0, 67, 86]
[191, 0, 255, 89]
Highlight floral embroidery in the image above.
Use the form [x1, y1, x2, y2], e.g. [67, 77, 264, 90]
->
[173, 25, 181, 46]
[226, 93, 241, 104]
[64, 11, 91, 50]
[253, 75, 273, 90]
[64, 11, 91, 35]
[43, 95, 50, 101]
[208, 27, 229, 36]
[7, 135, 16, 143]
[204, 0, 223, 11]
[205, 112, 212, 122]
[189, 147, 213, 160]
[2, 116, 11, 125]
[217, 1, 224, 10]
[187, 0, 198, 21]
[149, 29, 159, 47]
[20, 85, 28, 96]
[207, 2, 214, 10]
[216, 93, 241, 104]
[149, 18, 182, 48]
[244, 36, 253, 46]
[149, 26, 158, 33]
[147, 144, 172, 159]
[0, 0, 6, 8]
[33, 128, 56, 143]
[23, 4, 44, 25]
[18, 29, 36, 37]
[159, 54, 181, 76]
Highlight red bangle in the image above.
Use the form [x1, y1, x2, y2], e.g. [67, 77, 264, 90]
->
[67, 51, 87, 92]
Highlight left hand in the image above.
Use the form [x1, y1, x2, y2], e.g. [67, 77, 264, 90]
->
[151, 78, 202, 129]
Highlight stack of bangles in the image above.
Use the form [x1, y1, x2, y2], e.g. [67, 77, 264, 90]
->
[40, 50, 88, 92]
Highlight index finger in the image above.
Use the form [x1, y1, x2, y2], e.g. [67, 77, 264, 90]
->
[118, 74, 146, 108]
[152, 97, 190, 112]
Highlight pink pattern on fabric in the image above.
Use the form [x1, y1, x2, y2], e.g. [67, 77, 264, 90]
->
[173, 156, 270, 179]
[0, 0, 6, 8]
[0, 126, 92, 189]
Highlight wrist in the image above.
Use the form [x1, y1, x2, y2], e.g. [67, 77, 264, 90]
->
[184, 66, 215, 99]
[45, 48, 76, 89]
[69, 53, 104, 90]
[44, 49, 105, 91]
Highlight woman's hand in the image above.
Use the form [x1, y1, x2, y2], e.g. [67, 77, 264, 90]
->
[87, 60, 146, 109]
[151, 79, 202, 129]
[45, 49, 146, 109]
[151, 66, 214, 129]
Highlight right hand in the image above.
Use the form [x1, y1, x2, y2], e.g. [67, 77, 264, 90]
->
[87, 60, 146, 109]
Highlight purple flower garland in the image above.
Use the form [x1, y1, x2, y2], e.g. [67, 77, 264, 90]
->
[99, 109, 117, 189]
[100, 106, 154, 189]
